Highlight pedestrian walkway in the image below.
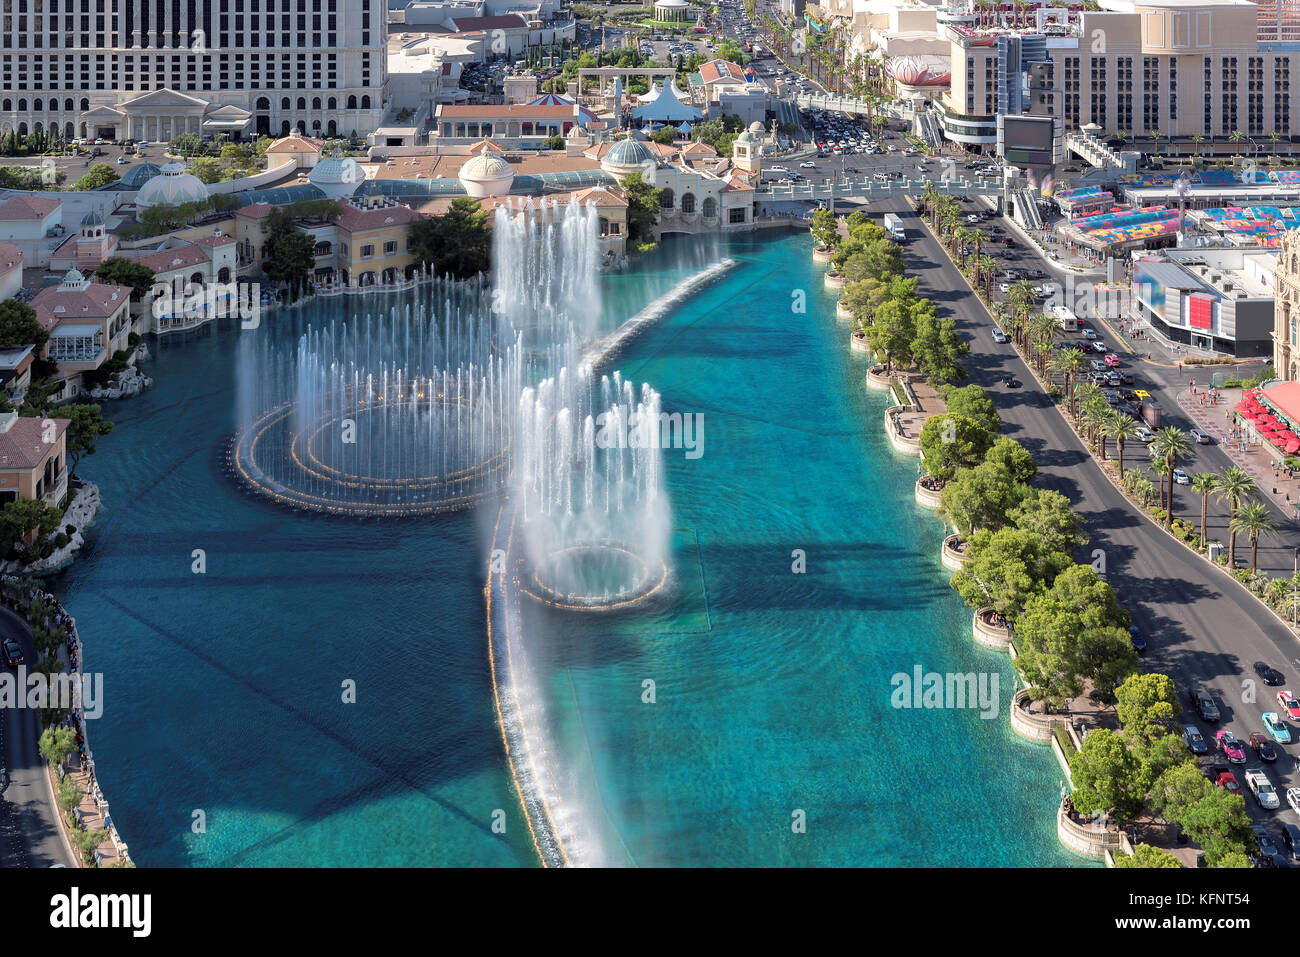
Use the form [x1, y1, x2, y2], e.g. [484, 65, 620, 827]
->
[1173, 385, 1300, 520]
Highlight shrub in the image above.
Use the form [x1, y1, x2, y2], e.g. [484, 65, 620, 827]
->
[1233, 568, 1253, 583]
[53, 533, 69, 548]
[64, 524, 75, 535]
[1054, 724, 1077, 754]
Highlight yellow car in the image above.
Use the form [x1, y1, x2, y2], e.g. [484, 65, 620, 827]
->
[1134, 389, 1151, 400]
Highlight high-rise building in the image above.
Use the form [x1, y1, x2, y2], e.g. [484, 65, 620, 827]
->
[1256, 0, 1300, 42]
[0, 0, 388, 143]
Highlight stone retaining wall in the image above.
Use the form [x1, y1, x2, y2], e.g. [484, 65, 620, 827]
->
[824, 272, 846, 290]
[850, 331, 871, 353]
[915, 478, 943, 508]
[972, 607, 1014, 652]
[941, 534, 969, 571]
[813, 246, 834, 264]
[1009, 688, 1069, 742]
[885, 407, 922, 456]
[836, 298, 853, 321]
[1056, 799, 1122, 858]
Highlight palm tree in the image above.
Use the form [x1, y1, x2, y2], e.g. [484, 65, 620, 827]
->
[1082, 397, 1109, 453]
[920, 182, 940, 228]
[968, 227, 988, 271]
[1106, 412, 1143, 478]
[1150, 426, 1192, 525]
[978, 254, 997, 298]
[1190, 472, 1217, 547]
[1074, 381, 1101, 427]
[1134, 477, 1157, 507]
[955, 226, 971, 268]
[1029, 312, 1057, 374]
[1149, 129, 1165, 155]
[1213, 465, 1257, 568]
[1191, 132, 1204, 157]
[1009, 280, 1038, 349]
[1230, 501, 1275, 573]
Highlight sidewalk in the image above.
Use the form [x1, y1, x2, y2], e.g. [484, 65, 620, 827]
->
[1173, 384, 1300, 522]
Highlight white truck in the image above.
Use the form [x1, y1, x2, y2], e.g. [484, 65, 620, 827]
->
[1246, 769, 1280, 809]
[883, 213, 906, 242]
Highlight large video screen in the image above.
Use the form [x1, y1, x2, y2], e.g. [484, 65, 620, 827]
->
[1002, 115, 1055, 152]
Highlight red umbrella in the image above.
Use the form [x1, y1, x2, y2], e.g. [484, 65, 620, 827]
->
[1287, 439, 1300, 454]
[1280, 430, 1299, 442]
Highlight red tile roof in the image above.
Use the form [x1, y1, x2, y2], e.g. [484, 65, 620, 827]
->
[699, 59, 747, 84]
[32, 280, 130, 328]
[0, 415, 68, 470]
[265, 134, 326, 154]
[0, 242, 21, 272]
[0, 195, 61, 221]
[330, 200, 422, 233]
[136, 243, 211, 273]
[234, 202, 276, 220]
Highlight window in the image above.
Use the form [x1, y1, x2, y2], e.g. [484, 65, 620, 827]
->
[383, 240, 396, 255]
[360, 244, 374, 258]
[729, 207, 746, 224]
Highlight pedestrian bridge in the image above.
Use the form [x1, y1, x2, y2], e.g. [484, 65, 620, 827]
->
[789, 92, 914, 122]
[754, 174, 1002, 201]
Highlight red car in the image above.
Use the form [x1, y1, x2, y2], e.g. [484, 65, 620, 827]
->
[1216, 772, 1242, 796]
[1250, 732, 1279, 761]
[1278, 690, 1300, 720]
[1217, 729, 1248, 763]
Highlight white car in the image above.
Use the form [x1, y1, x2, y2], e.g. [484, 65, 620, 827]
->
[799, 162, 817, 169]
[991, 328, 1010, 344]
[1081, 328, 1098, 340]
[1286, 786, 1300, 814]
[1135, 426, 1155, 443]
[1173, 469, 1190, 485]
[1247, 770, 1280, 810]
[999, 282, 1011, 293]
[1190, 428, 1210, 444]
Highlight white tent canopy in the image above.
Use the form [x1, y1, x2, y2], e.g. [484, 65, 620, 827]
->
[632, 79, 702, 124]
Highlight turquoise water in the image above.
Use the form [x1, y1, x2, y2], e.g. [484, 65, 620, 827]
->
[54, 230, 1078, 866]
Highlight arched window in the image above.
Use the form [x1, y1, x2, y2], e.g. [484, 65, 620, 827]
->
[361, 95, 371, 110]
[256, 97, 271, 111]
[80, 98, 89, 111]
[2, 100, 10, 112]
[65, 98, 73, 111]
[327, 120, 337, 136]
[312, 97, 321, 110]
[297, 97, 306, 111]
[280, 120, 291, 136]
[33, 98, 42, 111]
[281, 97, 291, 110]
[347, 95, 357, 110]
[311, 119, 321, 130]
[327, 97, 337, 110]
[659, 188, 674, 210]
[65, 121, 74, 138]
[702, 196, 717, 218]
[681, 192, 696, 213]
[17, 99, 26, 111]
[190, 271, 204, 286]
[297, 120, 306, 134]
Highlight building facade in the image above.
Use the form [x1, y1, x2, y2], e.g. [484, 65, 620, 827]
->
[1273, 229, 1300, 379]
[0, 0, 388, 142]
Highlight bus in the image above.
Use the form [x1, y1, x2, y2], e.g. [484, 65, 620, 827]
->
[1051, 304, 1080, 332]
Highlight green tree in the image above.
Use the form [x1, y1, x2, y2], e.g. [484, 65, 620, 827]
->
[985, 435, 1038, 486]
[1006, 487, 1088, 555]
[189, 156, 224, 184]
[0, 498, 63, 553]
[168, 132, 204, 157]
[951, 525, 1073, 620]
[864, 298, 919, 372]
[940, 384, 1000, 435]
[64, 404, 115, 477]
[1178, 785, 1254, 866]
[1068, 728, 1146, 822]
[919, 413, 995, 483]
[910, 310, 968, 384]
[1149, 426, 1192, 523]
[621, 171, 663, 249]
[38, 724, 77, 767]
[1113, 844, 1183, 868]
[94, 257, 157, 302]
[540, 133, 565, 149]
[1115, 672, 1179, 743]
[260, 206, 316, 299]
[648, 125, 679, 144]
[810, 207, 839, 250]
[1213, 466, 1256, 568]
[938, 459, 1031, 539]
[1229, 500, 1275, 573]
[0, 298, 50, 350]
[71, 163, 120, 191]
[406, 196, 492, 279]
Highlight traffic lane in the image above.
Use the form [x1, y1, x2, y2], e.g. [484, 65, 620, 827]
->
[896, 199, 1300, 713]
[0, 605, 72, 868]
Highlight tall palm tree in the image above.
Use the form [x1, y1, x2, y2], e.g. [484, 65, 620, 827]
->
[1008, 280, 1038, 350]
[1106, 412, 1143, 478]
[1213, 465, 1257, 568]
[1231, 501, 1276, 573]
[1029, 312, 1057, 374]
[1082, 397, 1109, 453]
[1190, 472, 1217, 548]
[1191, 132, 1204, 157]
[978, 254, 997, 298]
[1074, 381, 1101, 427]
[954, 226, 971, 268]
[1150, 426, 1192, 525]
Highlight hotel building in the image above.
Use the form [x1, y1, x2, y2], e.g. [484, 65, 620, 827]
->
[0, 0, 388, 143]
[933, 0, 1300, 152]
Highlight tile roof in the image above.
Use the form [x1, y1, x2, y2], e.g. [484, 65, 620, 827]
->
[0, 415, 68, 470]
[0, 241, 21, 271]
[331, 200, 422, 232]
[0, 195, 61, 221]
[265, 134, 326, 154]
[136, 243, 211, 273]
[234, 202, 276, 220]
[699, 60, 747, 84]
[32, 280, 130, 328]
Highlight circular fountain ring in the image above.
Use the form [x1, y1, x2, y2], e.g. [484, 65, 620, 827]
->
[229, 396, 510, 517]
[524, 540, 668, 611]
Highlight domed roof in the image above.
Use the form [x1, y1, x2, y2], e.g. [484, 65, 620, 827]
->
[748, 120, 765, 134]
[308, 151, 365, 185]
[80, 208, 105, 227]
[119, 162, 163, 190]
[135, 162, 209, 209]
[605, 135, 654, 168]
[459, 145, 513, 181]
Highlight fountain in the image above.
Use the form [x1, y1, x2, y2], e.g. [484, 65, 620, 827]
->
[230, 281, 521, 516]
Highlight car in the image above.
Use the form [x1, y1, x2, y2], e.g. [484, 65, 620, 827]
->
[1217, 771, 1243, 796]
[1082, 328, 1098, 340]
[1135, 426, 1155, 443]
[1194, 688, 1220, 721]
[1288, 787, 1300, 815]
[116, 155, 127, 164]
[1218, 729, 1248, 762]
[1256, 662, 1286, 686]
[1090, 370, 1110, 383]
[1250, 732, 1279, 761]
[1183, 724, 1208, 754]
[1247, 769, 1281, 809]
[799, 161, 816, 169]
[1253, 826, 1284, 866]
[1105, 373, 1122, 388]
[1092, 341, 1108, 353]
[1090, 359, 1108, 372]
[1, 638, 21, 668]
[1129, 625, 1146, 654]
[1278, 690, 1300, 719]
[1103, 390, 1120, 405]
[1002, 375, 1021, 389]
[999, 282, 1011, 294]
[991, 327, 1010, 343]
[1120, 373, 1136, 385]
[1284, 822, 1300, 861]
[1104, 353, 1121, 367]
[1190, 428, 1211, 444]
[1002, 237, 1016, 247]
[1265, 712, 1292, 743]
[1173, 469, 1190, 485]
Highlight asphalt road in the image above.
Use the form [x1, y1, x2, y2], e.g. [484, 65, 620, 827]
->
[0, 605, 72, 868]
[872, 197, 1300, 842]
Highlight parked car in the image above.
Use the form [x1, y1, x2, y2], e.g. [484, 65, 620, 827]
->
[1264, 712, 1292, 743]
[1283, 821, 1300, 861]
[1129, 625, 1146, 654]
[1278, 690, 1300, 719]
[1250, 731, 1279, 761]
[1104, 354, 1121, 367]
[1190, 428, 1211, 444]
[1090, 359, 1108, 372]
[1253, 826, 1284, 866]
[1246, 769, 1281, 809]
[1092, 341, 1108, 354]
[1120, 373, 1136, 385]
[1256, 662, 1286, 686]
[1182, 724, 1208, 754]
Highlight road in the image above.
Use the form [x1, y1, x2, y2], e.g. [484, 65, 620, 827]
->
[873, 197, 1300, 846]
[0, 605, 73, 868]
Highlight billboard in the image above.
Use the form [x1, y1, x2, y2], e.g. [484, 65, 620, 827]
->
[998, 114, 1058, 167]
